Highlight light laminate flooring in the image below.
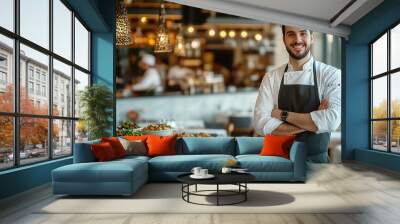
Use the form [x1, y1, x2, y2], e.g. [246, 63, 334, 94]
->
[1, 162, 400, 224]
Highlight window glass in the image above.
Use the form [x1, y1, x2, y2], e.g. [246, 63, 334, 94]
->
[53, 119, 72, 157]
[391, 120, 400, 153]
[74, 69, 89, 118]
[53, 0, 72, 60]
[53, 59, 72, 117]
[0, 0, 14, 31]
[20, 44, 49, 115]
[391, 24, 400, 70]
[74, 18, 89, 70]
[20, 117, 49, 165]
[0, 35, 14, 113]
[372, 121, 388, 151]
[372, 76, 387, 119]
[391, 72, 400, 118]
[20, 0, 49, 49]
[372, 33, 387, 76]
[0, 116, 14, 170]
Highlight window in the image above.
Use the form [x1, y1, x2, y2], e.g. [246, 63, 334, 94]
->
[53, 0, 72, 60]
[0, 55, 7, 67]
[75, 18, 90, 70]
[0, 35, 13, 113]
[36, 84, 40, 95]
[42, 85, 46, 97]
[20, 0, 49, 49]
[28, 81, 34, 94]
[0, 0, 14, 32]
[53, 59, 72, 117]
[35, 70, 41, 81]
[0, 0, 91, 170]
[0, 71, 6, 85]
[370, 23, 400, 154]
[28, 67, 34, 80]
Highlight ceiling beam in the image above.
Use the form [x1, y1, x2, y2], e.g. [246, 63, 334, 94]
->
[166, 0, 351, 37]
[330, 0, 368, 27]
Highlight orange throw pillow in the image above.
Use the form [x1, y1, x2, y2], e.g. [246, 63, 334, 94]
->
[259, 134, 296, 159]
[91, 142, 117, 161]
[101, 137, 126, 158]
[146, 135, 177, 157]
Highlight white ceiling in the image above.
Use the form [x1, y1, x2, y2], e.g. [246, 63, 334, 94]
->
[167, 0, 384, 38]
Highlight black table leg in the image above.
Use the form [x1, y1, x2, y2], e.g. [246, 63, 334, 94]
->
[217, 184, 219, 206]
[245, 183, 247, 201]
[195, 184, 197, 192]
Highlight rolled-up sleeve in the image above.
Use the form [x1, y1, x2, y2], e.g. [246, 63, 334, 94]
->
[253, 74, 283, 135]
[310, 69, 341, 133]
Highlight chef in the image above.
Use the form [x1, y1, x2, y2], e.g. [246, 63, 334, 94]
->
[123, 53, 163, 97]
[253, 25, 341, 162]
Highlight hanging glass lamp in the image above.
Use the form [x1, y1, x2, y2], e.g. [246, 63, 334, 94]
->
[174, 24, 185, 56]
[154, 2, 172, 53]
[116, 0, 132, 47]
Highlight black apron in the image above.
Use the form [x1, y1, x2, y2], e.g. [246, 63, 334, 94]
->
[277, 61, 330, 163]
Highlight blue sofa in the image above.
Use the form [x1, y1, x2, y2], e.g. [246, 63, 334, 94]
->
[52, 137, 307, 196]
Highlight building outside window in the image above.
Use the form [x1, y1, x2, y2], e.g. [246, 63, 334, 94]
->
[0, 0, 92, 170]
[28, 66, 34, 80]
[370, 23, 400, 154]
[0, 54, 7, 89]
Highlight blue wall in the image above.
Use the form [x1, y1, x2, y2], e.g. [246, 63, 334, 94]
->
[343, 0, 400, 171]
[0, 0, 115, 200]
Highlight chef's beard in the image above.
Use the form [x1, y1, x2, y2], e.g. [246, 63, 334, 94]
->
[285, 44, 311, 60]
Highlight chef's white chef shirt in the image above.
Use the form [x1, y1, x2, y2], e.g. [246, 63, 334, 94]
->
[132, 67, 163, 92]
[253, 57, 341, 135]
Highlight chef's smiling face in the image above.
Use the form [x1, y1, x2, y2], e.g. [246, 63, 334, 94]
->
[282, 26, 313, 60]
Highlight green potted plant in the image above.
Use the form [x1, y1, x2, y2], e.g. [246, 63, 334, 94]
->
[79, 84, 113, 140]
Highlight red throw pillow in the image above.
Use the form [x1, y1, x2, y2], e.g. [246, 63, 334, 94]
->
[101, 137, 126, 158]
[146, 135, 177, 157]
[259, 134, 296, 159]
[91, 142, 117, 161]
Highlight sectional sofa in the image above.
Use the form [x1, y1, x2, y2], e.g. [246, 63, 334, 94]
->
[52, 137, 309, 196]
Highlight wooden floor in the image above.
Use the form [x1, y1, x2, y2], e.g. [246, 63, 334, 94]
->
[1, 162, 400, 224]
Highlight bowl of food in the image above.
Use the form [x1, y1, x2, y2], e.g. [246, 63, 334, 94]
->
[116, 121, 142, 136]
[142, 123, 174, 136]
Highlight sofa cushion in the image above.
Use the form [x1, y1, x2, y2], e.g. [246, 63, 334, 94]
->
[101, 137, 127, 158]
[235, 137, 264, 155]
[147, 135, 177, 157]
[91, 142, 118, 162]
[260, 134, 296, 159]
[236, 155, 293, 172]
[177, 137, 235, 155]
[53, 159, 147, 183]
[149, 154, 235, 172]
[119, 138, 147, 156]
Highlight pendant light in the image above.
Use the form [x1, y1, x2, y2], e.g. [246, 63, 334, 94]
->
[116, 0, 132, 47]
[154, 2, 172, 53]
[174, 24, 185, 56]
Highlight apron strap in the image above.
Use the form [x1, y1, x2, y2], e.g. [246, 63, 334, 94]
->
[312, 61, 320, 103]
[279, 64, 289, 89]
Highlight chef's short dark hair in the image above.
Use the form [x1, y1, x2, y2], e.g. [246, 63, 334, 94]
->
[281, 25, 313, 35]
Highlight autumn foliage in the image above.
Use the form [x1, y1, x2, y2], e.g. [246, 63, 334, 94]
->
[372, 99, 400, 141]
[0, 85, 59, 151]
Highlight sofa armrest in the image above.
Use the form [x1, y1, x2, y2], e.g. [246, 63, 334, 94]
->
[73, 141, 99, 163]
[289, 141, 307, 182]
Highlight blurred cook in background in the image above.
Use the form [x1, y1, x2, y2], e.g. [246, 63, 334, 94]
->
[123, 53, 163, 97]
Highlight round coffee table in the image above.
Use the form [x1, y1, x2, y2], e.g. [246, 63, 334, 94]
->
[177, 173, 255, 206]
